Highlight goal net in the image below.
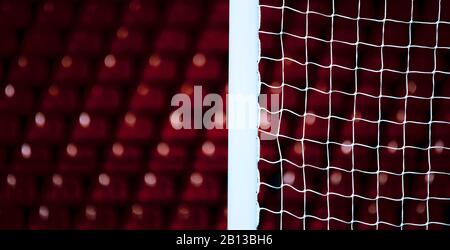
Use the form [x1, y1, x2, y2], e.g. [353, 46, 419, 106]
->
[254, 0, 450, 230]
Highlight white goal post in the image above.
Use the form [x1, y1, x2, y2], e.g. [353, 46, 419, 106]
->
[228, 0, 450, 230]
[228, 0, 260, 230]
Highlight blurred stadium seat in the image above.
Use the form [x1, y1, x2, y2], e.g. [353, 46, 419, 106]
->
[0, 0, 228, 229]
[0, 0, 448, 230]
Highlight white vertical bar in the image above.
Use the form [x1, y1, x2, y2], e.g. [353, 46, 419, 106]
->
[228, 0, 259, 230]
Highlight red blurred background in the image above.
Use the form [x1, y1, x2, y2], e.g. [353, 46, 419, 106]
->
[0, 0, 228, 229]
[0, 0, 448, 230]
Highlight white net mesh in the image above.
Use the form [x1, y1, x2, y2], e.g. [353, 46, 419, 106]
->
[257, 0, 450, 229]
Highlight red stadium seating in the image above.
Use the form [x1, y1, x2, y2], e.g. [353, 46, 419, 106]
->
[0, 31, 18, 57]
[0, 116, 21, 145]
[110, 27, 146, 56]
[78, 0, 118, 31]
[154, 30, 190, 55]
[170, 204, 209, 230]
[136, 172, 175, 203]
[42, 174, 83, 205]
[41, 86, 79, 115]
[85, 85, 121, 114]
[58, 143, 98, 175]
[26, 113, 65, 144]
[8, 57, 49, 86]
[122, 0, 157, 30]
[181, 172, 221, 203]
[0, 205, 24, 229]
[75, 205, 118, 229]
[90, 173, 128, 204]
[129, 84, 166, 114]
[53, 56, 92, 86]
[0, 0, 447, 231]
[148, 142, 188, 173]
[0, 0, 231, 229]
[165, 1, 201, 29]
[103, 143, 141, 174]
[11, 144, 53, 174]
[35, 1, 75, 30]
[67, 30, 104, 58]
[22, 29, 62, 58]
[28, 205, 71, 229]
[194, 141, 227, 173]
[0, 1, 31, 30]
[124, 204, 163, 229]
[0, 174, 37, 205]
